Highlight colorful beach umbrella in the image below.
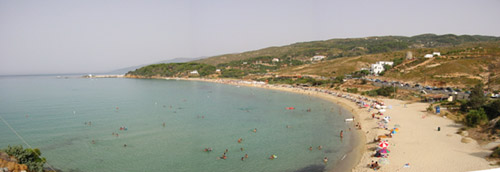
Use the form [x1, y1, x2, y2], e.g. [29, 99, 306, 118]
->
[378, 148, 390, 154]
[379, 140, 389, 148]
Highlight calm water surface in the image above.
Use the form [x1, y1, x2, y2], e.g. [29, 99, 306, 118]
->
[0, 76, 354, 172]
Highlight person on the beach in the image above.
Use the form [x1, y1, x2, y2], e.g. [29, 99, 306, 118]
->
[438, 126, 441, 131]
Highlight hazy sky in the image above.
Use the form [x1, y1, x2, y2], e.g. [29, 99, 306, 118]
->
[1, 0, 499, 75]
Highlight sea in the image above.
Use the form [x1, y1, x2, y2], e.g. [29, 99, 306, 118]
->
[0, 75, 355, 172]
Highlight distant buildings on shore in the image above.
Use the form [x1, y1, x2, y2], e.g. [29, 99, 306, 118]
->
[311, 55, 326, 61]
[425, 52, 441, 58]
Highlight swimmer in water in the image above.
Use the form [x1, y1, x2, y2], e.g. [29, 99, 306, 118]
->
[244, 154, 248, 158]
[238, 138, 242, 143]
[123, 144, 127, 147]
[323, 157, 328, 163]
[318, 145, 322, 150]
[240, 147, 244, 151]
[253, 128, 257, 133]
[163, 122, 165, 127]
[309, 146, 313, 151]
[340, 130, 344, 139]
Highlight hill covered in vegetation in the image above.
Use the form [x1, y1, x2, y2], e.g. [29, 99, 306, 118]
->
[194, 34, 499, 65]
[127, 34, 500, 89]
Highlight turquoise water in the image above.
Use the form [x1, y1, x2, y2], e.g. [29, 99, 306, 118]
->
[0, 76, 354, 172]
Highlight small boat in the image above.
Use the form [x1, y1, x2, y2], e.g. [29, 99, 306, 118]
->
[344, 118, 354, 122]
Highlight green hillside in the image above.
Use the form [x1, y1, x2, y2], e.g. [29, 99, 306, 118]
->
[194, 34, 499, 65]
[127, 34, 500, 89]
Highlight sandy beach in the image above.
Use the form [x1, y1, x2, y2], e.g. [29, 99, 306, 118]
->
[128, 76, 498, 172]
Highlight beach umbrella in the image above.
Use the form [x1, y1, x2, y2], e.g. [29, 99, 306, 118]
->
[378, 158, 390, 165]
[379, 140, 389, 148]
[378, 148, 390, 154]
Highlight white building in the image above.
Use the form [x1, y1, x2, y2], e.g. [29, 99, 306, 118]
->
[190, 70, 199, 75]
[272, 58, 280, 62]
[377, 61, 394, 66]
[433, 52, 441, 56]
[215, 69, 221, 73]
[370, 64, 385, 75]
[242, 62, 248, 65]
[370, 61, 394, 75]
[424, 54, 434, 58]
[311, 55, 326, 61]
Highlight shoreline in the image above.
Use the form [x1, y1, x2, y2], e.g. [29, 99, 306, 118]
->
[124, 76, 498, 172]
[126, 76, 367, 171]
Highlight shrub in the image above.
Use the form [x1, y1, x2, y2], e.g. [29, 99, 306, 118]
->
[346, 88, 358, 93]
[484, 99, 500, 120]
[465, 108, 488, 127]
[491, 146, 500, 158]
[2, 145, 46, 172]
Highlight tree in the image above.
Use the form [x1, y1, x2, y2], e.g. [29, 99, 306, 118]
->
[360, 70, 370, 76]
[467, 83, 486, 110]
[484, 99, 500, 119]
[465, 108, 488, 127]
[334, 76, 344, 84]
